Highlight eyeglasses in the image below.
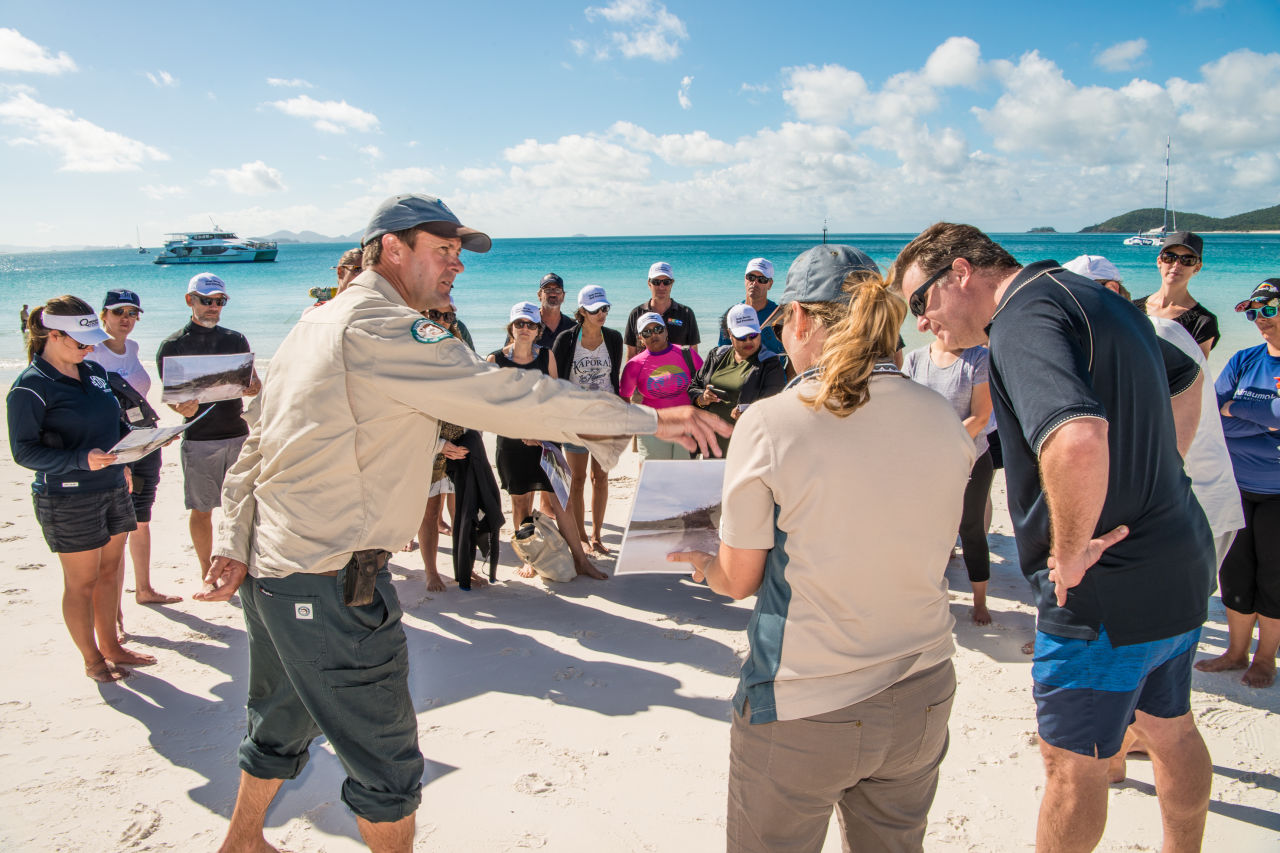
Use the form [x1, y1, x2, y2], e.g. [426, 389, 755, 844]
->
[584, 305, 609, 315]
[639, 326, 666, 338]
[769, 305, 792, 338]
[57, 331, 91, 350]
[196, 295, 228, 307]
[109, 308, 140, 319]
[745, 274, 769, 284]
[909, 264, 955, 318]
[732, 332, 760, 342]
[428, 310, 456, 324]
[512, 319, 539, 330]
[1245, 301, 1279, 322]
[540, 286, 564, 294]
[649, 278, 674, 286]
[1158, 251, 1199, 268]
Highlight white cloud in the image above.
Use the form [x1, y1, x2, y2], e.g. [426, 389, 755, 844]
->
[740, 82, 770, 95]
[267, 95, 379, 133]
[210, 160, 286, 194]
[0, 93, 167, 171]
[359, 145, 382, 159]
[677, 75, 693, 110]
[1096, 38, 1147, 72]
[583, 0, 688, 62]
[0, 29, 76, 74]
[140, 184, 186, 200]
[146, 70, 177, 88]
[610, 121, 736, 165]
[371, 167, 440, 193]
[458, 166, 504, 183]
[267, 77, 312, 88]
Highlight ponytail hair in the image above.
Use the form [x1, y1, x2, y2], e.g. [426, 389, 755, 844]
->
[804, 271, 907, 417]
[25, 294, 95, 363]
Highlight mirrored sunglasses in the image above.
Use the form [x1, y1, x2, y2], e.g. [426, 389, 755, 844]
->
[584, 305, 610, 315]
[1245, 301, 1279, 322]
[109, 307, 140, 318]
[732, 332, 760, 342]
[639, 326, 666, 338]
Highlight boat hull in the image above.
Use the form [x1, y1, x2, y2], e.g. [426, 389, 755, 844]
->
[154, 249, 278, 265]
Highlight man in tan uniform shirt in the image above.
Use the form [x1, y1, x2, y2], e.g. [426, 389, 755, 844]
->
[195, 193, 726, 853]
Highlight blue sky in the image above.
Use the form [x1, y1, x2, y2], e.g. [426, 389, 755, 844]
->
[1, 0, 1277, 247]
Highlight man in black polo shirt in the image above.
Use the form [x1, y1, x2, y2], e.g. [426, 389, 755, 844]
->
[623, 261, 700, 359]
[891, 223, 1213, 853]
[157, 273, 260, 581]
[534, 272, 574, 350]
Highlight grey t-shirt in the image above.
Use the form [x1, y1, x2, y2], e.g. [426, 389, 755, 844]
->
[903, 345, 990, 456]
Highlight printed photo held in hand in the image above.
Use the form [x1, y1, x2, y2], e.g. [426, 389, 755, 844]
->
[160, 352, 255, 404]
[616, 459, 724, 575]
[538, 441, 571, 512]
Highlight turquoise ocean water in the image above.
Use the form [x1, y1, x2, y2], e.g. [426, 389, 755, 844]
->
[2, 233, 1276, 385]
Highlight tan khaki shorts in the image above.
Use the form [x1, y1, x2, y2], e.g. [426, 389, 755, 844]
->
[727, 660, 956, 853]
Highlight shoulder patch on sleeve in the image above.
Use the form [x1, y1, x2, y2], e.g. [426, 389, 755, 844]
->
[411, 318, 453, 344]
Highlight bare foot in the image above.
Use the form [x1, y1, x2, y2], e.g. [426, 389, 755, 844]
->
[85, 659, 125, 683]
[468, 571, 489, 589]
[589, 537, 611, 555]
[1194, 653, 1248, 673]
[1242, 658, 1276, 688]
[425, 572, 447, 593]
[438, 521, 452, 535]
[972, 604, 991, 625]
[136, 588, 183, 605]
[1021, 641, 1035, 655]
[104, 648, 157, 667]
[575, 559, 608, 580]
[401, 539, 419, 553]
[517, 563, 537, 579]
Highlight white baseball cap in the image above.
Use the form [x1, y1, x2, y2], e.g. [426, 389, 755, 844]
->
[648, 262, 673, 281]
[745, 258, 774, 279]
[41, 311, 112, 346]
[188, 272, 228, 296]
[637, 311, 665, 332]
[577, 285, 610, 312]
[726, 304, 762, 338]
[509, 301, 541, 324]
[1063, 255, 1122, 283]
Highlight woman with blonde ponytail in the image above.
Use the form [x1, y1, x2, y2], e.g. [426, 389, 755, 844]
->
[670, 245, 977, 852]
[8, 295, 156, 682]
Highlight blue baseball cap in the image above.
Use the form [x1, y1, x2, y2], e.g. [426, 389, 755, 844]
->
[362, 193, 492, 253]
[779, 245, 881, 306]
[103, 289, 143, 312]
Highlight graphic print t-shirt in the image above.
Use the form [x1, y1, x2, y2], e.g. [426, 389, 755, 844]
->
[619, 345, 703, 409]
[570, 338, 612, 393]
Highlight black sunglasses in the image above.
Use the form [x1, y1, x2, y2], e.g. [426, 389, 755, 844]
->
[909, 264, 954, 318]
[109, 307, 140, 318]
[768, 305, 791, 339]
[584, 305, 610, 315]
[57, 331, 91, 350]
[196, 295, 228, 307]
[512, 319, 539, 330]
[1158, 251, 1199, 268]
[428, 310, 456, 324]
[745, 273, 770, 284]
[639, 326, 666, 338]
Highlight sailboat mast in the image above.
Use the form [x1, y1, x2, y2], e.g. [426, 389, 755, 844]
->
[1161, 137, 1170, 234]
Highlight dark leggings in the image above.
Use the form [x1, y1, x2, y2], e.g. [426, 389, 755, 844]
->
[1220, 490, 1280, 619]
[959, 450, 995, 584]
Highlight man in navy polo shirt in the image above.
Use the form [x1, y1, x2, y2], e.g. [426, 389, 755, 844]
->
[890, 223, 1213, 853]
[623, 261, 700, 359]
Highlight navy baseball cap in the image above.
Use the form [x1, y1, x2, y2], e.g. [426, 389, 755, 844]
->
[103, 289, 143, 312]
[779, 245, 881, 306]
[362, 193, 492, 253]
[540, 272, 565, 289]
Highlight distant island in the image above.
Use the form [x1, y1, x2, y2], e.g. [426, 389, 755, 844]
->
[1081, 203, 1280, 233]
[1027, 226, 1057, 233]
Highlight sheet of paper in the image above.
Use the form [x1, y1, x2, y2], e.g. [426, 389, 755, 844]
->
[615, 459, 725, 575]
[108, 410, 208, 465]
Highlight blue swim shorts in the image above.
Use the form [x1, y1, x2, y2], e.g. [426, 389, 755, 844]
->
[1032, 626, 1200, 758]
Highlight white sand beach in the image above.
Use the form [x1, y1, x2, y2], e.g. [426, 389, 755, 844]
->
[0, 416, 1277, 851]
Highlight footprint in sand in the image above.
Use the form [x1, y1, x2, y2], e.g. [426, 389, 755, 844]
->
[117, 804, 162, 845]
[0, 536, 20, 544]
[16, 563, 44, 571]
[515, 831, 548, 848]
[514, 772, 555, 795]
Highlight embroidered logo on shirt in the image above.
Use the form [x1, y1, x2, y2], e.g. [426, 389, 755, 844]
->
[411, 318, 452, 344]
[90, 375, 110, 393]
[295, 602, 314, 620]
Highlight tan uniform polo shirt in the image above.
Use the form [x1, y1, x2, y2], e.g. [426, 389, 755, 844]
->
[214, 270, 657, 578]
[721, 371, 976, 722]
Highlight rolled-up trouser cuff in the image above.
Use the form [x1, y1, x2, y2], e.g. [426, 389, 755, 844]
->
[237, 734, 311, 781]
[342, 779, 423, 824]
